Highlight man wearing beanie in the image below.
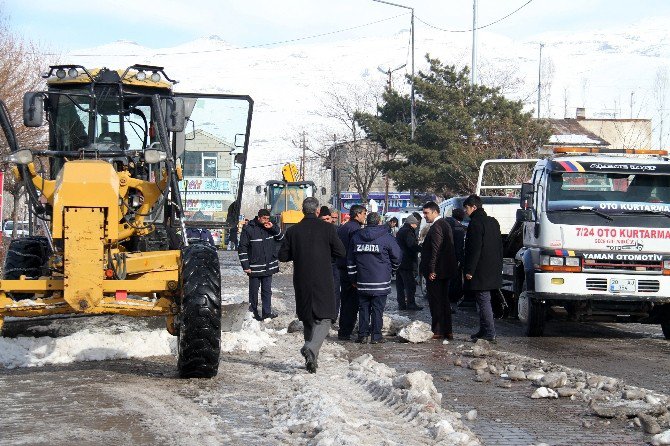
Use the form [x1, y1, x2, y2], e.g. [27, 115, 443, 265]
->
[395, 215, 423, 311]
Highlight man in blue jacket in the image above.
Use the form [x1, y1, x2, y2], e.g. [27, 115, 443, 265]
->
[347, 212, 402, 344]
[238, 209, 284, 320]
[336, 204, 367, 340]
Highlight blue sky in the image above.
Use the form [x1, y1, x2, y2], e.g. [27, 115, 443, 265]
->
[4, 0, 670, 51]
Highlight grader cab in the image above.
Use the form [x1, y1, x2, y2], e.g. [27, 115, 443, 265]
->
[0, 64, 253, 378]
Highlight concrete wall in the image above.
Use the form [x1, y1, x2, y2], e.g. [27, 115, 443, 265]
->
[578, 119, 652, 150]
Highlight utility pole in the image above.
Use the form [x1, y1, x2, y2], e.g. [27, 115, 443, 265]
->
[630, 91, 634, 119]
[537, 43, 544, 119]
[471, 0, 478, 85]
[384, 151, 390, 214]
[372, 0, 415, 140]
[300, 131, 306, 180]
[332, 134, 339, 215]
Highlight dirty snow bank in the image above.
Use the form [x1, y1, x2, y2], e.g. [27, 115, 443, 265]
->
[269, 351, 480, 445]
[0, 312, 278, 369]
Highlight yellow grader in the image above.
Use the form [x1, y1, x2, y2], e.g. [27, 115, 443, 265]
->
[0, 64, 253, 378]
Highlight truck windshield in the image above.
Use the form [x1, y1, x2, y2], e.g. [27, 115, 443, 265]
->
[269, 183, 314, 214]
[548, 171, 670, 208]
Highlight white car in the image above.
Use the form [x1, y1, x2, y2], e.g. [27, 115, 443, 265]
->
[2, 221, 29, 238]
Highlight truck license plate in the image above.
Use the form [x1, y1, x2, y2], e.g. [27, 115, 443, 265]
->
[609, 279, 636, 293]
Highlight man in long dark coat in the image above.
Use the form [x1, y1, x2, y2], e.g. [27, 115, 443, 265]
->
[420, 201, 458, 340]
[278, 197, 346, 373]
[395, 215, 423, 311]
[463, 194, 503, 343]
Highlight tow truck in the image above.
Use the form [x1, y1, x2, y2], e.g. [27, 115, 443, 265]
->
[503, 146, 670, 338]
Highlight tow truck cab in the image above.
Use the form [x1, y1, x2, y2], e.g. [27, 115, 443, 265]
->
[508, 147, 670, 337]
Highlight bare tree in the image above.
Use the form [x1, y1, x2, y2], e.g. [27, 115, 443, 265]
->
[0, 16, 48, 234]
[653, 66, 669, 149]
[478, 58, 525, 97]
[314, 80, 386, 202]
[540, 56, 555, 118]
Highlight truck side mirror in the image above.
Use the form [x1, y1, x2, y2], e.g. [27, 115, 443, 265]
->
[165, 98, 185, 132]
[321, 187, 327, 196]
[23, 92, 44, 127]
[234, 153, 245, 165]
[255, 185, 262, 194]
[520, 182, 534, 209]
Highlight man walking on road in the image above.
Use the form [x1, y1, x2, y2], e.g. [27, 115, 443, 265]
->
[238, 209, 284, 320]
[336, 204, 367, 340]
[395, 215, 423, 311]
[463, 194, 503, 343]
[348, 212, 401, 344]
[278, 197, 346, 373]
[420, 201, 458, 340]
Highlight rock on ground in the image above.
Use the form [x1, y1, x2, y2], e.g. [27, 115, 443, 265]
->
[531, 387, 559, 399]
[652, 429, 670, 446]
[639, 414, 662, 435]
[397, 320, 433, 343]
[538, 372, 568, 389]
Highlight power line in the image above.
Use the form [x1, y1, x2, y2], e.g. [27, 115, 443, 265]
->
[40, 13, 410, 58]
[416, 0, 533, 33]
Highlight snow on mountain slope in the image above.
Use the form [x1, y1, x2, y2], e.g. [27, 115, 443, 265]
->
[64, 16, 670, 185]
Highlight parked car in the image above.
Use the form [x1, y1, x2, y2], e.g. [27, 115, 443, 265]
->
[2, 221, 29, 238]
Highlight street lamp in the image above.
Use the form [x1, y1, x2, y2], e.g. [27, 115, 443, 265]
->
[372, 0, 415, 140]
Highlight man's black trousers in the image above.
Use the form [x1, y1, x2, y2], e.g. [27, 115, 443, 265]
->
[337, 270, 358, 338]
[395, 268, 417, 309]
[425, 278, 452, 336]
[249, 275, 272, 317]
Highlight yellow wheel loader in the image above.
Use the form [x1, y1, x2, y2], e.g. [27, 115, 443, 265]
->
[257, 163, 324, 231]
[0, 64, 253, 378]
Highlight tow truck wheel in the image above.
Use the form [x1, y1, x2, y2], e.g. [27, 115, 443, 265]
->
[662, 322, 670, 340]
[518, 290, 545, 337]
[177, 243, 222, 378]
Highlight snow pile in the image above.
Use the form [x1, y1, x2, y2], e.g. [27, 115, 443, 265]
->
[220, 316, 277, 353]
[349, 354, 479, 445]
[0, 328, 176, 369]
[269, 352, 479, 445]
[0, 311, 278, 368]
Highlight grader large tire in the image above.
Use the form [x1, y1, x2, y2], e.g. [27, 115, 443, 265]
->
[3, 236, 51, 300]
[662, 322, 670, 340]
[177, 243, 222, 378]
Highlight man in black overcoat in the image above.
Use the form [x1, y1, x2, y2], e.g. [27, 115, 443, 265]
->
[420, 201, 458, 340]
[463, 194, 503, 343]
[395, 215, 423, 311]
[278, 197, 346, 373]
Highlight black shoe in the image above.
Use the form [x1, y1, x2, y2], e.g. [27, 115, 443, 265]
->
[337, 334, 351, 341]
[355, 336, 369, 344]
[370, 338, 385, 344]
[483, 336, 497, 344]
[398, 305, 408, 311]
[470, 331, 485, 340]
[261, 312, 278, 320]
[300, 347, 317, 373]
[252, 312, 262, 321]
[406, 303, 423, 311]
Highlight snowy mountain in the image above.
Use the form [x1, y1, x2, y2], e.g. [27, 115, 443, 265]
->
[63, 15, 670, 187]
